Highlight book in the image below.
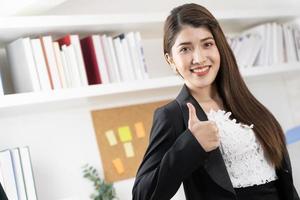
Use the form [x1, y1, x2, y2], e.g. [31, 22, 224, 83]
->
[62, 44, 82, 87]
[6, 38, 41, 93]
[10, 148, 27, 200]
[92, 35, 110, 84]
[80, 36, 102, 85]
[30, 38, 52, 91]
[113, 36, 129, 82]
[53, 42, 68, 88]
[57, 35, 88, 86]
[125, 32, 143, 80]
[101, 35, 120, 83]
[19, 147, 37, 200]
[40, 36, 62, 89]
[134, 32, 149, 79]
[0, 150, 19, 200]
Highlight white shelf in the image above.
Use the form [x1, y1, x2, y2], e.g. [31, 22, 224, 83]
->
[241, 62, 300, 77]
[0, 76, 183, 109]
[0, 9, 299, 42]
[1, 62, 299, 112]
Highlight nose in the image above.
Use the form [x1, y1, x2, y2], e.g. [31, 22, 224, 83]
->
[192, 48, 206, 64]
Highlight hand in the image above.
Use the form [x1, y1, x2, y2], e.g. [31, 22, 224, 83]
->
[187, 103, 220, 152]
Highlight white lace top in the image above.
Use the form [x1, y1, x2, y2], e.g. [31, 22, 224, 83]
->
[206, 109, 278, 188]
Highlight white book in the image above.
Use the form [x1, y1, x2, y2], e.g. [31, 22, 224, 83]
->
[101, 35, 119, 83]
[283, 24, 298, 62]
[92, 35, 110, 84]
[235, 34, 253, 68]
[10, 149, 27, 200]
[247, 34, 263, 67]
[40, 36, 62, 89]
[134, 32, 149, 79]
[0, 150, 19, 200]
[244, 24, 267, 66]
[107, 36, 121, 82]
[62, 45, 82, 88]
[126, 32, 143, 80]
[232, 36, 243, 59]
[277, 25, 284, 63]
[271, 23, 278, 65]
[30, 38, 52, 91]
[120, 37, 136, 81]
[6, 37, 41, 93]
[68, 35, 88, 86]
[19, 147, 37, 200]
[292, 26, 300, 61]
[59, 49, 71, 88]
[53, 42, 67, 88]
[113, 37, 129, 82]
[265, 23, 273, 65]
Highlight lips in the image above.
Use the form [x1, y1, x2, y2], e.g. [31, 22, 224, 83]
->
[190, 65, 211, 73]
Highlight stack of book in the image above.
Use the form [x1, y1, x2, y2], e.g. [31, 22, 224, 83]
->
[5, 31, 148, 94]
[0, 146, 37, 200]
[227, 22, 300, 68]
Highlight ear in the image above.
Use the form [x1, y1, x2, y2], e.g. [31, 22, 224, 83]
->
[164, 53, 173, 65]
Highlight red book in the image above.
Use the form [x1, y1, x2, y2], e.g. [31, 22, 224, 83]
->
[80, 36, 102, 84]
[57, 35, 71, 47]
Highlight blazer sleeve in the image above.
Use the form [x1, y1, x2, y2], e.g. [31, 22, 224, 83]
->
[284, 149, 300, 200]
[0, 182, 8, 200]
[132, 106, 209, 200]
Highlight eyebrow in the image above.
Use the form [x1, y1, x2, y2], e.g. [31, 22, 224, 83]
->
[176, 36, 214, 47]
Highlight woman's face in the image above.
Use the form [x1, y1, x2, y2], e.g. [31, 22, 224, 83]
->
[168, 25, 221, 91]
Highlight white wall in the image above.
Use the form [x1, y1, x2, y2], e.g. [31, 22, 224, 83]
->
[43, 0, 300, 15]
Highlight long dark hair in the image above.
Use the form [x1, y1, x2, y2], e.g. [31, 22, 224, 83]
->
[163, 3, 287, 168]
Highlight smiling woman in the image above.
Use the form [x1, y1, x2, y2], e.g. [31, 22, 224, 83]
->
[132, 3, 300, 200]
[165, 26, 221, 98]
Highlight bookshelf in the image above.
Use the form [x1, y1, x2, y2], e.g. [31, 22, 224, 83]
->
[1, 62, 300, 115]
[0, 8, 300, 200]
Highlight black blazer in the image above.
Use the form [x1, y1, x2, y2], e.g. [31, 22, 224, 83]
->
[132, 84, 300, 200]
[0, 182, 8, 200]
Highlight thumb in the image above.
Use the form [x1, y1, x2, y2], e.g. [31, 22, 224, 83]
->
[187, 103, 199, 129]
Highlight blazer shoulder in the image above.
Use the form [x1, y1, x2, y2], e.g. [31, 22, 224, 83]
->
[155, 100, 181, 115]
[153, 100, 184, 132]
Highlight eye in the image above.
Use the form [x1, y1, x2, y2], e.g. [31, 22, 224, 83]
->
[204, 41, 215, 48]
[179, 47, 191, 53]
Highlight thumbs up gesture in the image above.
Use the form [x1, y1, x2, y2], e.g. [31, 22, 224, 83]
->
[187, 103, 220, 152]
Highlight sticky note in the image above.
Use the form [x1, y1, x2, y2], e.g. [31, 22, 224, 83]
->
[112, 158, 125, 174]
[105, 130, 117, 146]
[135, 122, 146, 138]
[118, 126, 132, 142]
[123, 142, 134, 158]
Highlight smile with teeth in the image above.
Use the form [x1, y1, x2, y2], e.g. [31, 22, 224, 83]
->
[191, 66, 211, 73]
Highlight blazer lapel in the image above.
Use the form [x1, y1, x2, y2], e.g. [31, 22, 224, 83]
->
[176, 84, 236, 195]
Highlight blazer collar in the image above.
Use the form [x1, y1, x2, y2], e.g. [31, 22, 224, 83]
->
[175, 84, 236, 195]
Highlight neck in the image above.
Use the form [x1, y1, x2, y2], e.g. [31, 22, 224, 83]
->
[188, 83, 220, 103]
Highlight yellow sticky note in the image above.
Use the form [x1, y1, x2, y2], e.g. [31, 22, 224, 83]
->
[112, 158, 125, 174]
[105, 130, 117, 146]
[135, 122, 146, 138]
[123, 142, 134, 158]
[118, 126, 132, 142]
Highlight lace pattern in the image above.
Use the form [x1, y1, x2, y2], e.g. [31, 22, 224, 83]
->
[206, 109, 278, 188]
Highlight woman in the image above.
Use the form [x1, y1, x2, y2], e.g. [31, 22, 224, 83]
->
[132, 3, 299, 200]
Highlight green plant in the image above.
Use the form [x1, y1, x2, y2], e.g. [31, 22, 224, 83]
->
[82, 164, 118, 200]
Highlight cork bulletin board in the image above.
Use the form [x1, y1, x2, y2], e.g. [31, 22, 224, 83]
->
[91, 100, 171, 183]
